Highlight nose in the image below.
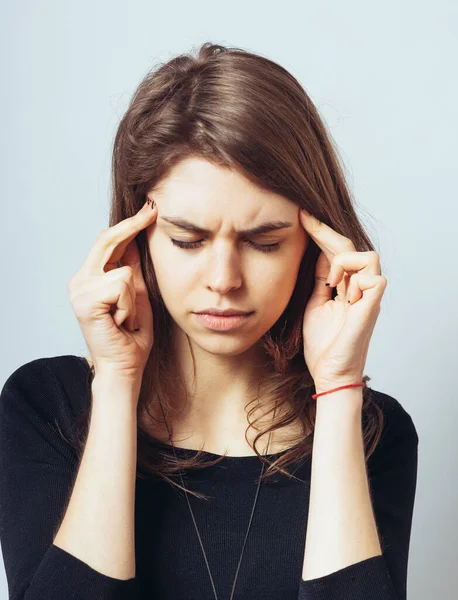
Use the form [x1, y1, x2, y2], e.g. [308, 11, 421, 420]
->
[204, 243, 243, 293]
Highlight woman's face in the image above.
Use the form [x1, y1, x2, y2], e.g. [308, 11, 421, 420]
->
[145, 156, 308, 356]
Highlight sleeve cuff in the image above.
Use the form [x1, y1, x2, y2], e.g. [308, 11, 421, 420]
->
[27, 543, 140, 600]
[298, 554, 398, 600]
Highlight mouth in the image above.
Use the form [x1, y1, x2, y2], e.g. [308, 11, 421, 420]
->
[195, 308, 252, 316]
[192, 311, 254, 331]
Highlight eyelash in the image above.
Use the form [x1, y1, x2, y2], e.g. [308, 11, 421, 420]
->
[170, 238, 281, 254]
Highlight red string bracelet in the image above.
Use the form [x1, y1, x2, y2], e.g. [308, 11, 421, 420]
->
[312, 382, 365, 400]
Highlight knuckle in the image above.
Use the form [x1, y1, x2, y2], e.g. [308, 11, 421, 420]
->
[67, 275, 81, 300]
[119, 278, 132, 296]
[118, 265, 134, 281]
[67, 269, 81, 289]
[333, 251, 348, 265]
[72, 298, 89, 320]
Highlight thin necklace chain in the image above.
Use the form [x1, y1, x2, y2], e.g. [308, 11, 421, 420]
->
[162, 406, 276, 600]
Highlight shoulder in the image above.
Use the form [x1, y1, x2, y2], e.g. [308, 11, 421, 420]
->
[369, 388, 419, 442]
[366, 388, 419, 472]
[0, 355, 92, 450]
[1, 354, 91, 409]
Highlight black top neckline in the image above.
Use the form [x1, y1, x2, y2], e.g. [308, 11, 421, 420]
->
[152, 440, 293, 461]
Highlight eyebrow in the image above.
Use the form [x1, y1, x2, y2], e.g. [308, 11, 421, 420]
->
[159, 216, 294, 236]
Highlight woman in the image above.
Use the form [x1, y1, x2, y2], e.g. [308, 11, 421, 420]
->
[0, 42, 418, 600]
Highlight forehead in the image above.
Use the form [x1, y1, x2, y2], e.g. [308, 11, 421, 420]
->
[150, 157, 292, 216]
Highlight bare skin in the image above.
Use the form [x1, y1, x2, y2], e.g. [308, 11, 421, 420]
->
[83, 353, 309, 456]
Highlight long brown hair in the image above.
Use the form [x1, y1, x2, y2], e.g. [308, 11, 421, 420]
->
[71, 42, 384, 499]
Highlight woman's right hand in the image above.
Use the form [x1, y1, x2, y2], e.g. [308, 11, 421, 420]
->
[68, 198, 158, 383]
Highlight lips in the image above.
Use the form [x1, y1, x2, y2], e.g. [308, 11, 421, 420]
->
[196, 309, 252, 316]
[192, 311, 253, 331]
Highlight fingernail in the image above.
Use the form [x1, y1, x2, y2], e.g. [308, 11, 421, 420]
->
[325, 282, 330, 286]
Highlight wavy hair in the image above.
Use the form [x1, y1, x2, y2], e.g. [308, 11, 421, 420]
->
[70, 42, 384, 500]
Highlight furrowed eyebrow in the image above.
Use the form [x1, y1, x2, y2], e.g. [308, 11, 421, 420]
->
[159, 216, 294, 236]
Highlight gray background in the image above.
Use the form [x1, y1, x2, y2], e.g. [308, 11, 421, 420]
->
[1, 0, 456, 598]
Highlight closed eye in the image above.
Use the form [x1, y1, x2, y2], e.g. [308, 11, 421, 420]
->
[170, 238, 280, 254]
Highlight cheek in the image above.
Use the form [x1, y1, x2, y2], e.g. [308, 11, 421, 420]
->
[259, 266, 297, 303]
[147, 234, 191, 297]
[252, 251, 302, 310]
[256, 249, 301, 289]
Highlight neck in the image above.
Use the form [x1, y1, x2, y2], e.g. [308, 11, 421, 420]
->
[149, 322, 292, 455]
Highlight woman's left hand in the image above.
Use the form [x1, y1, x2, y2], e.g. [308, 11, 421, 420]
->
[299, 208, 387, 393]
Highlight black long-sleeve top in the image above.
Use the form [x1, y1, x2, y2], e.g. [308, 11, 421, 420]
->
[0, 355, 419, 599]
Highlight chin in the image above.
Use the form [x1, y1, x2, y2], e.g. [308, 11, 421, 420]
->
[193, 338, 262, 357]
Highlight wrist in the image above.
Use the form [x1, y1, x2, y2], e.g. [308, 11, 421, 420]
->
[313, 382, 364, 407]
[91, 373, 142, 407]
[313, 379, 364, 396]
[313, 385, 364, 413]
